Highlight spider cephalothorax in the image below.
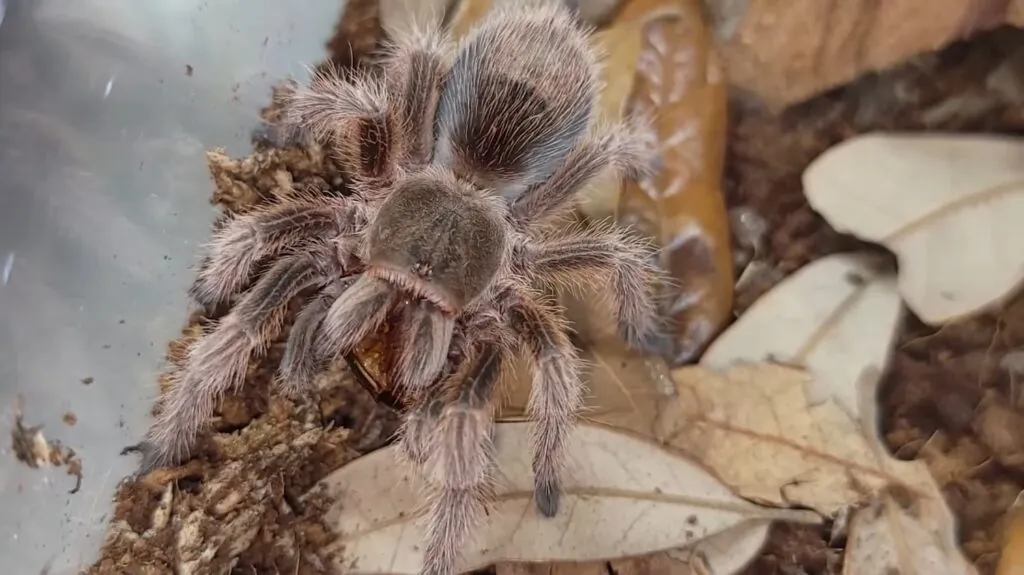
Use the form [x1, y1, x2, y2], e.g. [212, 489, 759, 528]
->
[139, 4, 664, 575]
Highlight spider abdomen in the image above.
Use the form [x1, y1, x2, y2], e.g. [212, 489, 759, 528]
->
[365, 175, 507, 312]
[433, 3, 598, 197]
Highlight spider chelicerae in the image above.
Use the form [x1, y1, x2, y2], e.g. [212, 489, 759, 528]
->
[138, 4, 665, 574]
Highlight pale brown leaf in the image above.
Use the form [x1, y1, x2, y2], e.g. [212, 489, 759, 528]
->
[702, 252, 904, 420]
[660, 362, 916, 515]
[658, 362, 976, 573]
[803, 133, 1024, 325]
[318, 422, 817, 574]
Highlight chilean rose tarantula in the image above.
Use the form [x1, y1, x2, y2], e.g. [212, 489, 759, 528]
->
[138, 4, 665, 574]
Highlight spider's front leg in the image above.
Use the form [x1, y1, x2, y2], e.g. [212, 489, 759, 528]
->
[140, 241, 346, 471]
[277, 276, 355, 398]
[410, 341, 508, 575]
[390, 300, 456, 392]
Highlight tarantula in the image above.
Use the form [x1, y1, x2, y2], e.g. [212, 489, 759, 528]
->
[138, 4, 664, 574]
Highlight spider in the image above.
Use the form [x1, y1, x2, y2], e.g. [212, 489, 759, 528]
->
[137, 4, 665, 574]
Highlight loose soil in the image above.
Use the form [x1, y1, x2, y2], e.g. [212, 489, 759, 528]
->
[10, 400, 84, 495]
[81, 1, 1024, 573]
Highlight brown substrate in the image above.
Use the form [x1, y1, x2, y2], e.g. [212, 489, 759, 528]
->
[85, 2, 401, 573]
[83, 3, 1024, 573]
[730, 26, 1024, 575]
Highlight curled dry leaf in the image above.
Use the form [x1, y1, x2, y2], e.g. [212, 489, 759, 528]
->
[702, 252, 904, 420]
[846, 494, 977, 575]
[614, 0, 734, 366]
[997, 491, 1024, 575]
[662, 362, 903, 515]
[663, 363, 976, 573]
[803, 133, 1024, 325]
[317, 421, 816, 574]
[681, 252, 970, 572]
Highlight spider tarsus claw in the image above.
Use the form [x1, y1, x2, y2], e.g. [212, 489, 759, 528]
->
[119, 442, 144, 457]
[127, 440, 183, 479]
[126, 441, 162, 476]
[534, 479, 561, 518]
[250, 121, 298, 149]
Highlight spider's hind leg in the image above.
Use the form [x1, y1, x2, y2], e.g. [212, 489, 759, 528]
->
[523, 225, 666, 354]
[284, 68, 395, 180]
[510, 119, 656, 226]
[379, 21, 449, 165]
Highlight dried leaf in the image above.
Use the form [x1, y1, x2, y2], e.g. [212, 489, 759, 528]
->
[702, 252, 904, 419]
[615, 0, 733, 365]
[496, 562, 608, 575]
[706, 0, 1024, 110]
[660, 363, 904, 514]
[318, 422, 816, 574]
[973, 391, 1024, 473]
[575, 0, 668, 219]
[494, 524, 773, 575]
[803, 133, 1024, 325]
[846, 495, 977, 575]
[662, 362, 976, 573]
[997, 491, 1024, 575]
[671, 252, 969, 571]
[510, 252, 967, 573]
